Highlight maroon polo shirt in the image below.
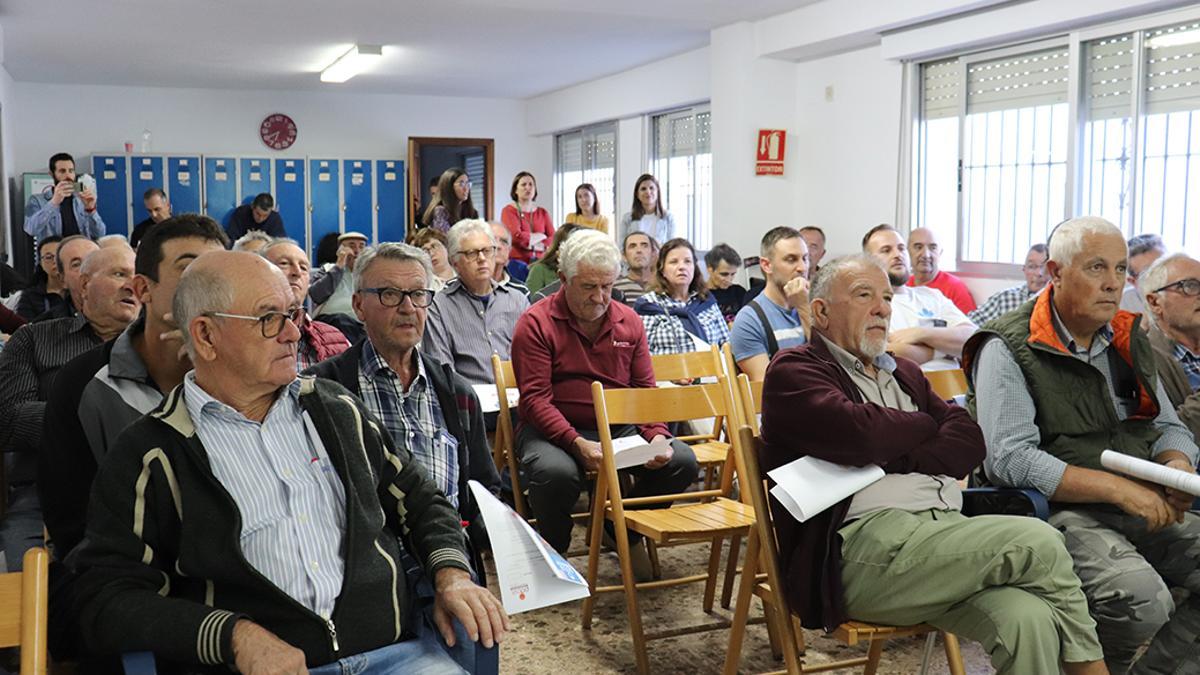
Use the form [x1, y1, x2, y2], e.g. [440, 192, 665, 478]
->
[512, 287, 667, 449]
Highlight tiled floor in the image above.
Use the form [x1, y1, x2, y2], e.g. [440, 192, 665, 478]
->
[493, 530, 995, 674]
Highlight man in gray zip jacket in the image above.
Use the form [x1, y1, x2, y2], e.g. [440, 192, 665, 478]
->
[74, 251, 508, 674]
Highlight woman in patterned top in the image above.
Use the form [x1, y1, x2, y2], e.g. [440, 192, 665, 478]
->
[633, 237, 730, 355]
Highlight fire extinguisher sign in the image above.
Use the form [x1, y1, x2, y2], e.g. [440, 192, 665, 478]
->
[755, 129, 786, 176]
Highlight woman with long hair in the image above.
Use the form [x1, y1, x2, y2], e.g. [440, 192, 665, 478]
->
[633, 237, 729, 355]
[501, 171, 555, 263]
[619, 174, 675, 244]
[522, 223, 584, 294]
[563, 183, 609, 234]
[422, 168, 479, 233]
[16, 235, 68, 320]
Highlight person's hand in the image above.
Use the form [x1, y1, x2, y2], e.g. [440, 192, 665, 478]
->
[1158, 454, 1196, 519]
[783, 276, 810, 311]
[644, 435, 674, 470]
[670, 378, 694, 386]
[231, 619, 308, 675]
[572, 437, 603, 472]
[433, 567, 510, 649]
[50, 181, 73, 206]
[335, 244, 357, 271]
[887, 327, 926, 347]
[1114, 477, 1181, 532]
[79, 188, 97, 211]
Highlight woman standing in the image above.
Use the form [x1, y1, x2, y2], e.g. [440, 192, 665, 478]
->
[619, 174, 675, 244]
[564, 183, 609, 234]
[16, 235, 67, 320]
[422, 168, 479, 233]
[501, 171, 554, 263]
[633, 237, 729, 355]
[523, 223, 584, 295]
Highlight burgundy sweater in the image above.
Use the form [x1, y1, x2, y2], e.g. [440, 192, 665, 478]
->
[760, 336, 985, 630]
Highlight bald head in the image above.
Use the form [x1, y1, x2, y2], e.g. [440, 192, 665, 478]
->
[58, 237, 101, 303]
[79, 245, 139, 334]
[907, 227, 942, 284]
[174, 251, 290, 356]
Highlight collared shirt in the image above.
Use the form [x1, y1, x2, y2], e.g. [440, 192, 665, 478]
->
[890, 285, 975, 369]
[637, 291, 731, 356]
[973, 303, 1199, 496]
[969, 284, 1035, 326]
[423, 278, 529, 385]
[1173, 342, 1200, 392]
[614, 275, 649, 305]
[184, 374, 347, 620]
[819, 335, 962, 520]
[23, 192, 106, 242]
[356, 341, 458, 508]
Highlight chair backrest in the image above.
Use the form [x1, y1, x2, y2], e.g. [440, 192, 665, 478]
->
[491, 355, 518, 461]
[721, 341, 738, 379]
[650, 344, 723, 382]
[925, 368, 968, 401]
[0, 547, 49, 673]
[735, 373, 765, 436]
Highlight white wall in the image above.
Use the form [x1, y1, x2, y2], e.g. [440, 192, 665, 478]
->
[0, 65, 15, 253]
[9, 82, 532, 221]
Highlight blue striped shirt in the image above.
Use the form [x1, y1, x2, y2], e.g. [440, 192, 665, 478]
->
[423, 278, 529, 385]
[184, 374, 347, 620]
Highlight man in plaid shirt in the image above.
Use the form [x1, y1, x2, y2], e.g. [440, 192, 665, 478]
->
[1141, 252, 1200, 441]
[969, 243, 1050, 326]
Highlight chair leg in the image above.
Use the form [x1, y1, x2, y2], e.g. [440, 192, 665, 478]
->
[863, 639, 885, 675]
[580, 476, 608, 630]
[918, 631, 937, 675]
[613, 514, 651, 674]
[703, 535, 723, 613]
[942, 632, 966, 675]
[722, 529, 760, 675]
[720, 533, 741, 609]
[764, 600, 783, 659]
[646, 539, 662, 580]
[506, 445, 528, 518]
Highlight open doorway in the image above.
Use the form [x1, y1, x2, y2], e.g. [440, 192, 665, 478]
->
[407, 137, 495, 230]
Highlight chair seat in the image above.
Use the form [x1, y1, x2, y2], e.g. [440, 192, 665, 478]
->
[833, 620, 934, 646]
[690, 440, 730, 465]
[615, 497, 754, 542]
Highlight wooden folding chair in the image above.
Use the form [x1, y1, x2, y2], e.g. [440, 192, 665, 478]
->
[490, 355, 527, 517]
[0, 547, 50, 674]
[650, 345, 732, 489]
[724, 416, 966, 675]
[584, 377, 757, 675]
[925, 368, 969, 402]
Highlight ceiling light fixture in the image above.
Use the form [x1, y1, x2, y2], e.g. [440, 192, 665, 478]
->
[1146, 28, 1200, 49]
[320, 44, 383, 83]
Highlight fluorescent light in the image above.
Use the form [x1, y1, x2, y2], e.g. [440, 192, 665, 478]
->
[320, 44, 383, 83]
[1147, 28, 1200, 49]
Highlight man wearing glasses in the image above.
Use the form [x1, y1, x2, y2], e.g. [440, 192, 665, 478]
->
[1140, 253, 1200, 441]
[424, 219, 529, 396]
[74, 250, 507, 674]
[969, 243, 1051, 326]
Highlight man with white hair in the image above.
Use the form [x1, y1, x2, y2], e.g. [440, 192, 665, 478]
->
[490, 221, 529, 291]
[262, 237, 349, 371]
[1121, 233, 1167, 315]
[1140, 252, 1200, 441]
[763, 254, 1106, 675]
[965, 216, 1200, 673]
[424, 219, 529, 388]
[510, 230, 698, 571]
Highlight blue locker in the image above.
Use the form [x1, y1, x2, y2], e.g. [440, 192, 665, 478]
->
[203, 157, 238, 226]
[375, 160, 406, 244]
[308, 159, 341, 263]
[274, 159, 307, 251]
[239, 158, 272, 205]
[342, 160, 373, 240]
[130, 155, 165, 224]
[166, 156, 202, 215]
[91, 155, 130, 236]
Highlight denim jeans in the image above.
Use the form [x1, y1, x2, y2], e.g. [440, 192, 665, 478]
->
[308, 632, 466, 675]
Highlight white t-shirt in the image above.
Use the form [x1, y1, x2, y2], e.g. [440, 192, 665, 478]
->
[890, 285, 974, 370]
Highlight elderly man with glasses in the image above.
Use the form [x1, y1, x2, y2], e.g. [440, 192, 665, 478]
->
[1140, 253, 1200, 442]
[423, 219, 529, 393]
[74, 250, 507, 674]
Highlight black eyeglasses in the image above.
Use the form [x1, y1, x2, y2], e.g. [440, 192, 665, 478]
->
[1153, 278, 1200, 297]
[205, 307, 304, 338]
[358, 287, 435, 308]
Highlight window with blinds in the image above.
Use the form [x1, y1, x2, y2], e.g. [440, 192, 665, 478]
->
[464, 153, 485, 216]
[650, 106, 712, 249]
[553, 121, 618, 227]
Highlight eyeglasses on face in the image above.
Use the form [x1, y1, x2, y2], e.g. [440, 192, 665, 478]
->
[1154, 278, 1200, 297]
[358, 287, 435, 308]
[205, 306, 304, 338]
[456, 246, 496, 261]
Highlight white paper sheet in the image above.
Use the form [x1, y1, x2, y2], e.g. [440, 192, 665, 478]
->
[530, 232, 548, 250]
[1101, 450, 1200, 497]
[766, 456, 884, 522]
[611, 435, 666, 470]
[470, 383, 519, 414]
[468, 481, 589, 614]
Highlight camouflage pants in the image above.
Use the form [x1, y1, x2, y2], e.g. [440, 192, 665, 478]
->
[1050, 508, 1200, 674]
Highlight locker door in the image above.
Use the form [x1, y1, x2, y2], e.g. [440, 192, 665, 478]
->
[274, 159, 307, 252]
[239, 158, 272, 205]
[375, 160, 406, 244]
[203, 157, 238, 226]
[91, 155, 130, 236]
[308, 159, 341, 263]
[166, 156, 202, 215]
[130, 155, 165, 224]
[342, 160, 373, 241]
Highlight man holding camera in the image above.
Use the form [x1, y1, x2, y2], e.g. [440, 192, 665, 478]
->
[24, 152, 106, 242]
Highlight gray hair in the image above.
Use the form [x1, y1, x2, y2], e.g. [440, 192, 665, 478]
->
[97, 233, 130, 248]
[172, 263, 236, 358]
[1129, 233, 1166, 259]
[232, 230, 274, 252]
[446, 219, 496, 259]
[1047, 216, 1124, 266]
[810, 254, 886, 304]
[261, 237, 303, 256]
[353, 242, 434, 291]
[560, 230, 621, 280]
[1138, 252, 1194, 327]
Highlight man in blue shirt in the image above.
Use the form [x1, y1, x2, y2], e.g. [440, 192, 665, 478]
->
[24, 153, 105, 242]
[731, 227, 811, 380]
